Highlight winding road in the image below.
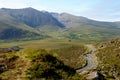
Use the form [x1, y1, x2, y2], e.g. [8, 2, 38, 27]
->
[76, 45, 98, 72]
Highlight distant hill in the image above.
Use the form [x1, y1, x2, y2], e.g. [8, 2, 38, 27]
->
[0, 7, 120, 41]
[0, 9, 40, 40]
[1, 8, 65, 29]
[51, 12, 120, 28]
[51, 13, 120, 42]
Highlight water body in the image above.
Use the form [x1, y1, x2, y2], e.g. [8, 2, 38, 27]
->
[76, 45, 97, 72]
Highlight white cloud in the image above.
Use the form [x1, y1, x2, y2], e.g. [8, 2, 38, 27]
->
[32, 5, 47, 11]
[0, 0, 46, 10]
[0, 0, 26, 8]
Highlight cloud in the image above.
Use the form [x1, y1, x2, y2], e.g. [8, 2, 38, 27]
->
[32, 5, 47, 11]
[0, 0, 47, 11]
[0, 0, 26, 8]
[74, 0, 120, 21]
[0, 0, 41, 9]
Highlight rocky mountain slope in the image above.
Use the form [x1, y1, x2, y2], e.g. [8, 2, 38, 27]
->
[51, 12, 120, 28]
[0, 7, 120, 41]
[95, 38, 120, 79]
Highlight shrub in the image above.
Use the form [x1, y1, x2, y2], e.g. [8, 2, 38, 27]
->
[26, 52, 78, 80]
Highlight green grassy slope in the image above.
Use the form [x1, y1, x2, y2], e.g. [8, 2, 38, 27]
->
[0, 39, 87, 69]
[0, 11, 49, 40]
[0, 8, 120, 42]
[50, 13, 120, 43]
[0, 11, 35, 32]
[95, 38, 120, 79]
[43, 25, 120, 43]
[0, 41, 87, 80]
[50, 45, 87, 69]
[64, 26, 120, 41]
[2, 8, 65, 28]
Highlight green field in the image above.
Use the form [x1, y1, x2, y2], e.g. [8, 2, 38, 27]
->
[0, 39, 88, 80]
[0, 39, 86, 49]
[0, 39, 87, 69]
[40, 25, 120, 43]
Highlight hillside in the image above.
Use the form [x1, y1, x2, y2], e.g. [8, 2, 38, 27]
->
[0, 7, 120, 42]
[50, 13, 120, 42]
[51, 13, 120, 28]
[0, 44, 87, 80]
[0, 8, 50, 40]
[95, 38, 120, 79]
[1, 8, 65, 29]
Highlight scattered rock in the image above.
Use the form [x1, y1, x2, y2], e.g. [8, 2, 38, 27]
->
[86, 72, 106, 80]
[79, 70, 89, 75]
[0, 46, 22, 54]
[86, 71, 98, 79]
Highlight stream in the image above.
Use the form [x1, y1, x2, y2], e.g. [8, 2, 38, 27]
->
[76, 45, 97, 72]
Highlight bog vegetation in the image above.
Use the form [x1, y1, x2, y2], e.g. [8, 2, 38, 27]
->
[0, 43, 87, 80]
[50, 45, 87, 69]
[95, 38, 120, 79]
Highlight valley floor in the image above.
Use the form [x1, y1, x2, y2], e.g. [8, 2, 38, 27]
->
[0, 38, 120, 80]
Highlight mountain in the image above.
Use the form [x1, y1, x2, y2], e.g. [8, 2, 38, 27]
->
[0, 8, 50, 40]
[1, 8, 65, 29]
[51, 12, 120, 28]
[114, 22, 120, 28]
[0, 7, 120, 41]
[51, 13, 120, 42]
[0, 7, 65, 40]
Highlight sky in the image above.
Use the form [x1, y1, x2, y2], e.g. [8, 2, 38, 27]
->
[0, 0, 120, 21]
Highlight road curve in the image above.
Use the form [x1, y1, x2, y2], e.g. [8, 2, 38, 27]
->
[76, 45, 98, 72]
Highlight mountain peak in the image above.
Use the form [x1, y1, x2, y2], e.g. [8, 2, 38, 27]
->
[1, 7, 36, 11]
[1, 8, 11, 10]
[0, 7, 65, 28]
[23, 7, 35, 10]
[25, 7, 33, 9]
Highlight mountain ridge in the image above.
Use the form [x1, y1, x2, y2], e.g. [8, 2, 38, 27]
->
[0, 7, 120, 41]
[1, 7, 65, 28]
[51, 12, 120, 28]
